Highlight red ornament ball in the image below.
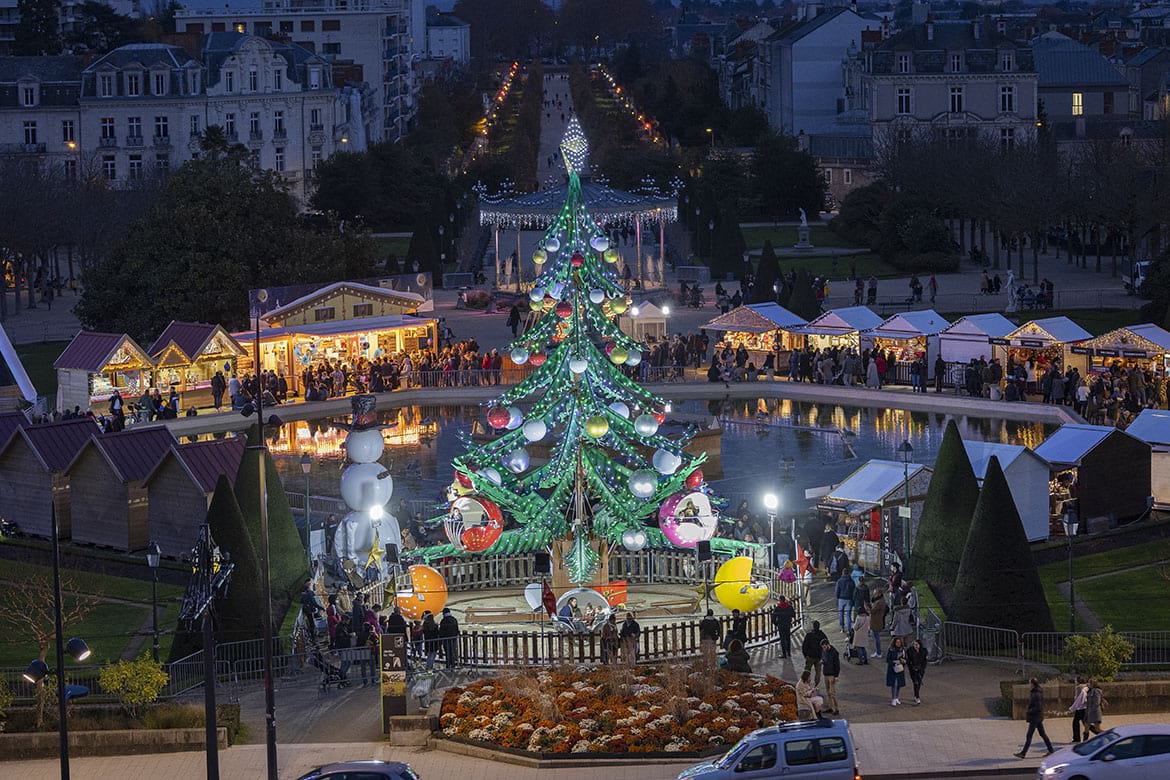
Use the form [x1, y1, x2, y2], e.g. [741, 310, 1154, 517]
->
[486, 406, 511, 429]
[570, 252, 585, 268]
[654, 411, 666, 425]
[455, 471, 473, 488]
[528, 351, 547, 367]
[604, 342, 616, 356]
[685, 469, 704, 490]
[555, 301, 573, 318]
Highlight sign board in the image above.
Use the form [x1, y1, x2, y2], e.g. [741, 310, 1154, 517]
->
[1019, 339, 1046, 348]
[898, 505, 912, 519]
[380, 633, 408, 732]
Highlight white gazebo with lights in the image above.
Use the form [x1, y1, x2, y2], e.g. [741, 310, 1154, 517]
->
[619, 302, 668, 343]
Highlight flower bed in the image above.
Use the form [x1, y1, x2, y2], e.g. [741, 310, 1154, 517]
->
[439, 664, 797, 755]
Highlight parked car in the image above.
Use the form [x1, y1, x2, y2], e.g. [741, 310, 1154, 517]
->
[678, 718, 860, 780]
[295, 760, 418, 780]
[1037, 723, 1170, 779]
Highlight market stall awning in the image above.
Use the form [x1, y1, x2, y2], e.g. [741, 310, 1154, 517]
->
[1071, 324, 1170, 360]
[816, 458, 930, 515]
[941, 313, 1016, 340]
[798, 306, 883, 336]
[1034, 423, 1130, 468]
[995, 316, 1091, 348]
[54, 332, 154, 372]
[962, 440, 1048, 477]
[865, 309, 951, 340]
[1123, 409, 1170, 447]
[234, 314, 436, 342]
[702, 303, 807, 334]
[479, 179, 677, 229]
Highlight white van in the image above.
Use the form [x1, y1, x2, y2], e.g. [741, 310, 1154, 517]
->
[678, 719, 861, 780]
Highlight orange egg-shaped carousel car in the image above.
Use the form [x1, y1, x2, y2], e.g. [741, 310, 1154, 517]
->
[396, 564, 449, 621]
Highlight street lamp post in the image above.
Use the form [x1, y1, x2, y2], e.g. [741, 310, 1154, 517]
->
[764, 493, 779, 568]
[708, 219, 715, 259]
[899, 441, 914, 568]
[146, 541, 161, 662]
[705, 127, 714, 150]
[1063, 512, 1079, 633]
[301, 453, 313, 572]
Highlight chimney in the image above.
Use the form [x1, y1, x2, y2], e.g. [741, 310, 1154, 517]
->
[926, 15, 934, 42]
[881, 18, 891, 40]
[997, 15, 1007, 35]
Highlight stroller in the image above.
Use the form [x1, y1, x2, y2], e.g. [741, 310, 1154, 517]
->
[310, 645, 349, 692]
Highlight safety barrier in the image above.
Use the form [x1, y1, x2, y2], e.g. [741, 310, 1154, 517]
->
[936, 624, 1170, 669]
[939, 622, 1021, 663]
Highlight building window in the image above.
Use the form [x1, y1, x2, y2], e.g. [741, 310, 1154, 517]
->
[280, 20, 293, 32]
[128, 154, 143, 179]
[128, 116, 142, 138]
[311, 145, 323, 168]
[314, 306, 336, 321]
[61, 120, 74, 143]
[949, 86, 964, 114]
[249, 111, 261, 137]
[126, 72, 141, 96]
[23, 121, 37, 145]
[274, 147, 285, 171]
[843, 169, 853, 185]
[155, 116, 169, 138]
[1104, 92, 1114, 115]
[248, 66, 258, 92]
[1071, 92, 1083, 116]
[156, 153, 170, 172]
[63, 159, 77, 180]
[250, 149, 260, 167]
[949, 53, 962, 73]
[225, 113, 236, 136]
[189, 70, 201, 95]
[1001, 51, 1015, 72]
[322, 19, 340, 31]
[301, 20, 315, 31]
[190, 115, 200, 136]
[99, 74, 114, 97]
[234, 22, 245, 33]
[101, 117, 116, 139]
[186, 23, 204, 33]
[823, 168, 833, 184]
[21, 85, 36, 106]
[273, 110, 285, 136]
[254, 21, 271, 36]
[353, 303, 373, 317]
[999, 85, 1015, 113]
[896, 127, 912, 145]
[225, 70, 235, 93]
[896, 87, 912, 115]
[1000, 127, 1015, 149]
[274, 69, 283, 90]
[897, 53, 910, 74]
[211, 22, 225, 32]
[310, 108, 322, 128]
[1120, 130, 1132, 146]
[102, 155, 116, 179]
[309, 67, 321, 89]
[322, 42, 341, 56]
[154, 72, 167, 95]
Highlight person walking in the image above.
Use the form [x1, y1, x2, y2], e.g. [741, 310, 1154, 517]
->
[601, 614, 619, 664]
[1068, 677, 1088, 742]
[891, 604, 916, 648]
[771, 595, 796, 658]
[886, 636, 907, 706]
[1015, 678, 1055, 758]
[699, 608, 723, 652]
[1085, 679, 1105, 736]
[869, 587, 887, 656]
[906, 638, 928, 704]
[438, 607, 460, 668]
[422, 610, 439, 670]
[506, 304, 521, 338]
[801, 620, 828, 685]
[820, 639, 841, 715]
[729, 608, 748, 648]
[850, 608, 870, 665]
[620, 612, 641, 663]
[834, 569, 854, 634]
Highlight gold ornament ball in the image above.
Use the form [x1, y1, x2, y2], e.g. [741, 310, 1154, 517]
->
[533, 248, 547, 264]
[530, 298, 544, 313]
[584, 415, 610, 439]
[603, 247, 620, 264]
[610, 298, 629, 315]
[610, 347, 628, 364]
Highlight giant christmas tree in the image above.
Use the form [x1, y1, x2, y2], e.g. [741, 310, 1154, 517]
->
[416, 120, 741, 582]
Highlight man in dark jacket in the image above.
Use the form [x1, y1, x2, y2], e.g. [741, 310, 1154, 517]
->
[771, 597, 796, 658]
[385, 606, 407, 636]
[801, 620, 828, 685]
[1015, 678, 1055, 758]
[851, 577, 871, 624]
[828, 545, 850, 582]
[438, 608, 460, 668]
[835, 571, 855, 635]
[729, 608, 748, 648]
[620, 612, 641, 662]
[820, 639, 841, 715]
[300, 582, 324, 641]
[699, 609, 723, 649]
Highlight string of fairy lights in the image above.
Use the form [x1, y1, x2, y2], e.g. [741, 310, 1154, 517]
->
[595, 64, 663, 147]
[462, 61, 519, 173]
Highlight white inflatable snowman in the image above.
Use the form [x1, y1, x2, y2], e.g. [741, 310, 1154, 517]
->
[333, 396, 400, 578]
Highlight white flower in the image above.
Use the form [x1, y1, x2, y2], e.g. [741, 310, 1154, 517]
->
[699, 702, 714, 712]
[664, 742, 684, 752]
[580, 718, 598, 730]
[443, 726, 457, 736]
[694, 726, 710, 737]
[727, 726, 741, 735]
[572, 739, 592, 753]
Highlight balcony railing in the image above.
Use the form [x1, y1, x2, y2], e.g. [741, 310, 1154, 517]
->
[125, 135, 144, 147]
[309, 123, 324, 132]
[272, 128, 287, 140]
[98, 136, 117, 147]
[153, 135, 171, 147]
[225, 131, 238, 142]
[249, 130, 263, 141]
[0, 142, 46, 154]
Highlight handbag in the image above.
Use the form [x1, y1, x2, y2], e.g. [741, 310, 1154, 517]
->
[893, 661, 905, 673]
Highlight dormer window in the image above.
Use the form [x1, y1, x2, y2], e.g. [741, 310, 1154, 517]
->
[274, 68, 283, 90]
[225, 69, 235, 93]
[1001, 51, 1015, 72]
[897, 53, 911, 74]
[126, 72, 141, 96]
[153, 71, 167, 96]
[188, 69, 201, 95]
[21, 83, 37, 107]
[950, 53, 962, 73]
[309, 66, 321, 89]
[99, 73, 114, 97]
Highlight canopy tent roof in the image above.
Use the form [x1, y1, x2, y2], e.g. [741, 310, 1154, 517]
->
[1123, 409, 1170, 446]
[817, 459, 930, 515]
[1034, 423, 1139, 467]
[866, 310, 951, 340]
[1075, 324, 1170, 359]
[1002, 317, 1091, 347]
[702, 303, 808, 334]
[799, 306, 883, 336]
[962, 440, 1048, 478]
[479, 179, 678, 230]
[941, 313, 1017, 339]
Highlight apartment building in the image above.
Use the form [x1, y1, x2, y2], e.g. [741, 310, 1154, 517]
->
[174, 0, 426, 143]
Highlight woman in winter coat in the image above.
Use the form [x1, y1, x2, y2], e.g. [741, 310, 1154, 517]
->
[886, 637, 907, 706]
[1085, 679, 1105, 736]
[906, 638, 928, 705]
[851, 609, 870, 665]
[724, 639, 752, 673]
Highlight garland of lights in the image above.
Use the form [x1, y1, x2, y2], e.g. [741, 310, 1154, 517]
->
[411, 124, 746, 579]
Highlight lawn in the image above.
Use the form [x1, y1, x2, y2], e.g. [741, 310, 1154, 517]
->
[742, 225, 863, 251]
[766, 254, 902, 281]
[373, 236, 412, 260]
[14, 340, 70, 400]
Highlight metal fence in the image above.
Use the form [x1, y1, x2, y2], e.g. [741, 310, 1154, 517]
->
[936, 623, 1170, 669]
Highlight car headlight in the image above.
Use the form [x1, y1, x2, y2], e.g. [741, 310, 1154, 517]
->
[1042, 764, 1068, 776]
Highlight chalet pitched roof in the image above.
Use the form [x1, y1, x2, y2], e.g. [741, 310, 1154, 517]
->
[1, 417, 100, 471]
[144, 435, 246, 493]
[0, 410, 27, 449]
[148, 321, 245, 363]
[261, 281, 425, 325]
[54, 332, 154, 372]
[865, 310, 950, 339]
[1034, 423, 1142, 467]
[67, 425, 176, 482]
[703, 303, 807, 333]
[1005, 317, 1091, 345]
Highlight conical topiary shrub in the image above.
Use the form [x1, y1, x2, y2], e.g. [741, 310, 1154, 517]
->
[908, 420, 980, 588]
[952, 456, 1053, 633]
